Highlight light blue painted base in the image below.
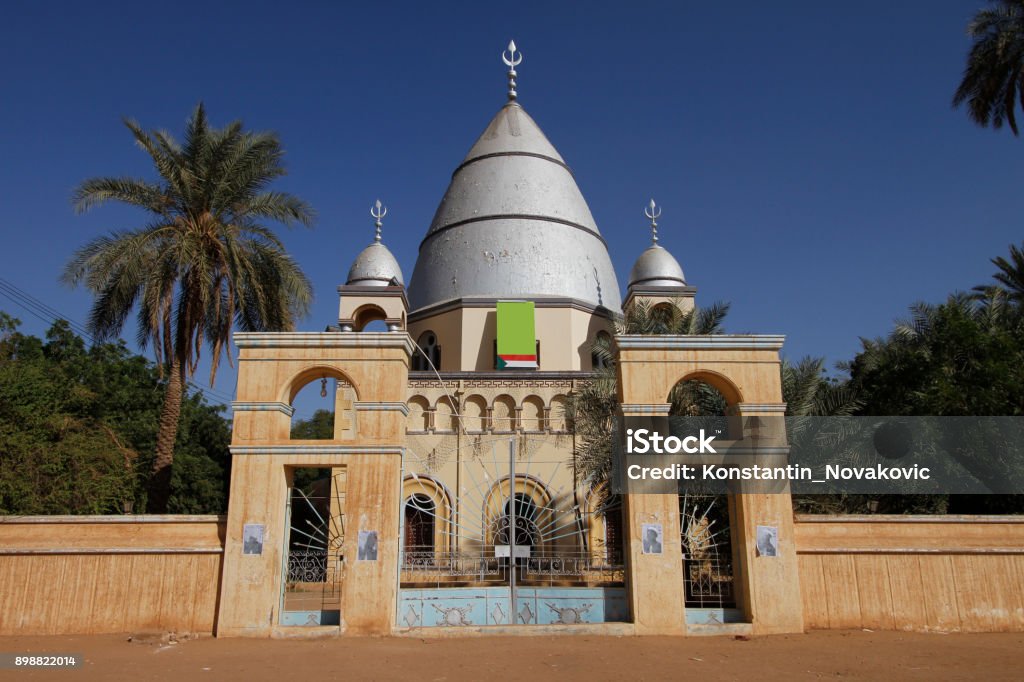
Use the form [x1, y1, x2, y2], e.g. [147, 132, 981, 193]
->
[398, 587, 628, 628]
[280, 609, 341, 626]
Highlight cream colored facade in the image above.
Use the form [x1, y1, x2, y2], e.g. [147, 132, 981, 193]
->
[207, 48, 812, 636]
[406, 300, 614, 373]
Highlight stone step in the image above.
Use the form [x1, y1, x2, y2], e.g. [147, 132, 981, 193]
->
[685, 622, 754, 637]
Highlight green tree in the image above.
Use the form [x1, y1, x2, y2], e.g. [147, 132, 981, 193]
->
[953, 0, 1024, 134]
[0, 316, 232, 515]
[63, 104, 314, 512]
[849, 292, 1023, 417]
[977, 242, 1024, 305]
[290, 409, 335, 440]
[846, 279, 1024, 513]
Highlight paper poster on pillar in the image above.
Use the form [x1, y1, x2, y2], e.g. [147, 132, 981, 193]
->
[358, 530, 378, 561]
[242, 524, 264, 555]
[642, 523, 664, 555]
[756, 525, 778, 557]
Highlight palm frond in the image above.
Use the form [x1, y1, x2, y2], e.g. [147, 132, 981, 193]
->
[66, 103, 315, 387]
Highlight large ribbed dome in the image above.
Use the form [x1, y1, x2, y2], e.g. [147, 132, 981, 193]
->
[407, 102, 621, 313]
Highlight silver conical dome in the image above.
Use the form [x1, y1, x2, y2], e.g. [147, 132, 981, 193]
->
[347, 241, 404, 287]
[407, 102, 621, 312]
[628, 244, 686, 288]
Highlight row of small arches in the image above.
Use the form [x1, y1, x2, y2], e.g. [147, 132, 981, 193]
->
[407, 394, 569, 433]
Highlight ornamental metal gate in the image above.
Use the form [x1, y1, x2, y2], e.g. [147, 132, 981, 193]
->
[680, 491, 740, 625]
[397, 436, 627, 628]
[279, 468, 346, 626]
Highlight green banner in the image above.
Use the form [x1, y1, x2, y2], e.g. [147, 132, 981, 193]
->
[496, 301, 537, 369]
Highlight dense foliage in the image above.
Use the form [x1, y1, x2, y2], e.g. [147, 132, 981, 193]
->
[0, 315, 230, 514]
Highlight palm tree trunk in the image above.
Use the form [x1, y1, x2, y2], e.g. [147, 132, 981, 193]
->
[148, 355, 184, 513]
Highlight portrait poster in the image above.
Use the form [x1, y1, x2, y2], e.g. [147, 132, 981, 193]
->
[756, 525, 779, 557]
[358, 530, 379, 561]
[242, 523, 264, 555]
[641, 523, 664, 555]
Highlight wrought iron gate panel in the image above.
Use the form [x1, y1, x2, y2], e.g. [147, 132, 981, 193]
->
[280, 469, 346, 626]
[398, 436, 627, 627]
[679, 492, 736, 610]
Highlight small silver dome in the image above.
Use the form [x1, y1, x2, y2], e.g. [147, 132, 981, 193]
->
[347, 242, 404, 287]
[628, 244, 686, 288]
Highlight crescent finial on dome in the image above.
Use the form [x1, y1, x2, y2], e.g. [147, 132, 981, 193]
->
[502, 40, 522, 101]
[644, 199, 662, 245]
[370, 199, 387, 243]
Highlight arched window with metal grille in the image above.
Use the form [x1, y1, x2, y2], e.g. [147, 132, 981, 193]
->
[404, 494, 436, 559]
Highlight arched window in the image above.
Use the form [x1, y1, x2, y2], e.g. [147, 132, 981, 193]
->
[492, 394, 516, 432]
[668, 375, 731, 437]
[407, 395, 430, 433]
[591, 330, 613, 370]
[412, 331, 441, 371]
[352, 304, 388, 332]
[549, 394, 569, 432]
[404, 494, 435, 556]
[521, 395, 545, 432]
[290, 377, 338, 440]
[463, 395, 488, 432]
[434, 397, 457, 433]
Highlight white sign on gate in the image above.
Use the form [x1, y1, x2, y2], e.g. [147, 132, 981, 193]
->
[495, 545, 531, 559]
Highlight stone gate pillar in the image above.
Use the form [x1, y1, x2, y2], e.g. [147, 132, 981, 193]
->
[729, 402, 804, 634]
[617, 402, 687, 635]
[615, 334, 804, 636]
[215, 331, 412, 637]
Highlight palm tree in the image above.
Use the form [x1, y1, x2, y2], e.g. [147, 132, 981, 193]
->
[619, 298, 730, 336]
[64, 104, 314, 512]
[781, 357, 861, 418]
[953, 0, 1024, 134]
[984, 242, 1024, 305]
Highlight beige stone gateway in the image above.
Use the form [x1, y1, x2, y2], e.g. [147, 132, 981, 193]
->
[217, 41, 799, 637]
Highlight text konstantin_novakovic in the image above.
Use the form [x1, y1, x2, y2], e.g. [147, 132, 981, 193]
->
[624, 428, 931, 482]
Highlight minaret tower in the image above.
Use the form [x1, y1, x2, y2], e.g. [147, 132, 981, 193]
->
[338, 200, 408, 332]
[623, 199, 695, 313]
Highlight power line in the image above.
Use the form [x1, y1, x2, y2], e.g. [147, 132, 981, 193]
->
[0, 276, 237, 404]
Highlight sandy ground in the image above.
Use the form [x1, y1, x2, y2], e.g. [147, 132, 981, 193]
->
[0, 630, 1022, 681]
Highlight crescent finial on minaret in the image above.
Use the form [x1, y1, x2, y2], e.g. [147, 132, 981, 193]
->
[370, 199, 387, 243]
[502, 40, 522, 101]
[644, 199, 662, 244]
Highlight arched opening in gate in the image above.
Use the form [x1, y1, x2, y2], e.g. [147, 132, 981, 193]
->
[285, 367, 359, 441]
[669, 373, 740, 614]
[280, 466, 347, 627]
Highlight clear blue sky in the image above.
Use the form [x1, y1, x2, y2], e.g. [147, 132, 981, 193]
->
[1, 1, 1020, 415]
